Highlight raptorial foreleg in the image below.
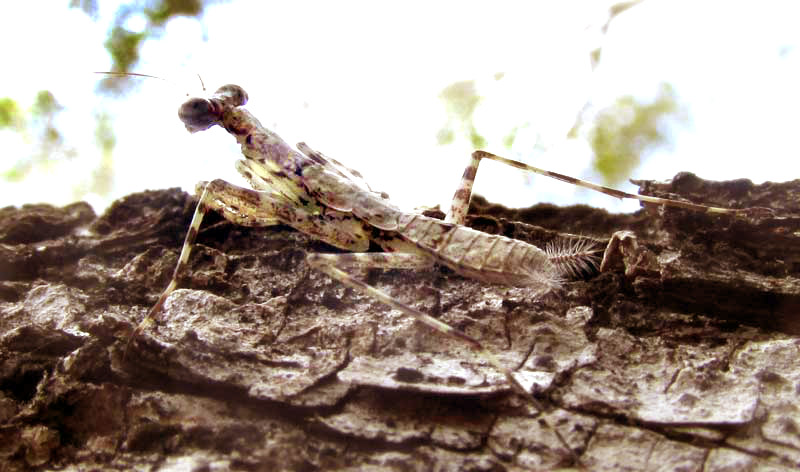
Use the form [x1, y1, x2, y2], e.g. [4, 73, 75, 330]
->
[131, 179, 370, 343]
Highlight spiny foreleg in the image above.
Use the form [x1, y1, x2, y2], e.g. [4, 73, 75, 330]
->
[128, 179, 370, 352]
[126, 181, 278, 353]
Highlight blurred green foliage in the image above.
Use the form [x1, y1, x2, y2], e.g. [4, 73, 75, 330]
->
[436, 79, 489, 150]
[69, 0, 99, 19]
[73, 0, 209, 94]
[1, 91, 78, 182]
[104, 27, 148, 84]
[437, 79, 685, 187]
[592, 0, 644, 68]
[436, 1, 665, 187]
[2, 1, 211, 203]
[1, 90, 117, 204]
[0, 98, 24, 130]
[89, 112, 116, 198]
[6, 0, 661, 205]
[67, 112, 117, 201]
[587, 83, 685, 185]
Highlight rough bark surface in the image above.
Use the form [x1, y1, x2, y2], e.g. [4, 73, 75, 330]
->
[1, 173, 799, 471]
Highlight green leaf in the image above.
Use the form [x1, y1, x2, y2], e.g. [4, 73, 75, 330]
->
[437, 80, 486, 148]
[469, 127, 487, 150]
[436, 127, 455, 146]
[94, 112, 116, 153]
[502, 126, 518, 149]
[104, 26, 147, 76]
[32, 91, 61, 118]
[588, 83, 684, 185]
[145, 0, 204, 26]
[69, 0, 98, 19]
[0, 98, 23, 129]
[439, 80, 481, 122]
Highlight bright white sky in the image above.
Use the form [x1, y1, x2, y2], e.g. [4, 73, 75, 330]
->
[2, 0, 798, 214]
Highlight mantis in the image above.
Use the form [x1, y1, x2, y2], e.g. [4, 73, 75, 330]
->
[128, 83, 773, 464]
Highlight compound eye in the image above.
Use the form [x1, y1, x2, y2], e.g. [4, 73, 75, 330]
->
[178, 98, 220, 132]
[215, 84, 248, 107]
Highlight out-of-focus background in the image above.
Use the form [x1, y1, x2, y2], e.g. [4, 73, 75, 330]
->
[1, 0, 798, 214]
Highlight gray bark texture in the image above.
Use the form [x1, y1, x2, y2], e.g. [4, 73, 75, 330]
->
[1, 172, 799, 471]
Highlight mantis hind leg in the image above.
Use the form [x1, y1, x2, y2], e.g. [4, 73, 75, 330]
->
[305, 251, 578, 462]
[444, 150, 767, 276]
[446, 150, 767, 227]
[307, 253, 530, 394]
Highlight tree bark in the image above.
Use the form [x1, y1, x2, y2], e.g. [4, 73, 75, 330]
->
[1, 173, 798, 470]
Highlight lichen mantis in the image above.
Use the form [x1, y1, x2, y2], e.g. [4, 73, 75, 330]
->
[116, 80, 772, 466]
